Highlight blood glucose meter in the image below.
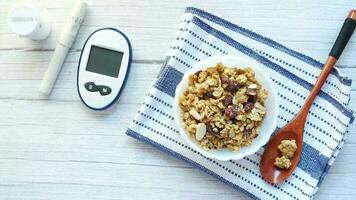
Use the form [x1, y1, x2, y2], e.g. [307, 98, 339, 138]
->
[77, 28, 132, 110]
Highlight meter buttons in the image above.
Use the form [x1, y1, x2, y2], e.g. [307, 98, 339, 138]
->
[85, 82, 97, 92]
[84, 82, 112, 96]
[97, 86, 111, 96]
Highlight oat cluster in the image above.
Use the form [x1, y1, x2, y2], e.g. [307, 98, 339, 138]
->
[274, 156, 292, 169]
[274, 139, 298, 169]
[278, 139, 298, 158]
[178, 63, 268, 151]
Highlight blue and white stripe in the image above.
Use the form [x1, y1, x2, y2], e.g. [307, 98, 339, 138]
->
[126, 7, 353, 200]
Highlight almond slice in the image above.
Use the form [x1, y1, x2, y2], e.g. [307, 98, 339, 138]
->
[189, 108, 202, 120]
[195, 123, 207, 141]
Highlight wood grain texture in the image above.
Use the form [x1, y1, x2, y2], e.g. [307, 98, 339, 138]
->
[0, 0, 355, 199]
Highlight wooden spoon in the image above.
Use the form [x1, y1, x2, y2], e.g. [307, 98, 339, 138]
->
[260, 10, 356, 184]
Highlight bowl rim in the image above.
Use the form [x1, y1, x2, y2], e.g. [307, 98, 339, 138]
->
[173, 55, 279, 161]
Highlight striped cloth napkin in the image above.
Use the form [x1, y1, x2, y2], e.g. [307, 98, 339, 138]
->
[126, 7, 354, 200]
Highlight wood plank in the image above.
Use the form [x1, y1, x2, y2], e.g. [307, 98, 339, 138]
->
[0, 183, 249, 200]
[1, 0, 356, 65]
[0, 60, 355, 102]
[0, 100, 356, 198]
[0, 62, 160, 103]
[0, 98, 355, 166]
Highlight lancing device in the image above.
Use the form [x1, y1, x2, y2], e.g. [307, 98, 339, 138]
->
[39, 1, 87, 96]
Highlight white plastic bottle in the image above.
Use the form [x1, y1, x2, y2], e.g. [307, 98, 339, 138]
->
[8, 0, 51, 41]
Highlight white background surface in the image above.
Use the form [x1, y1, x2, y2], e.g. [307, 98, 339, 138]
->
[0, 0, 355, 199]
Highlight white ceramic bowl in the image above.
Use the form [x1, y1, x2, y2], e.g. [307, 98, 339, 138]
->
[173, 55, 279, 161]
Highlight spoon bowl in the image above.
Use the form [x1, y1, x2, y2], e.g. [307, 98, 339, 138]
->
[260, 117, 304, 183]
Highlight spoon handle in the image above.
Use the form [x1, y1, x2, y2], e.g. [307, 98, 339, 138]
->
[298, 10, 356, 119]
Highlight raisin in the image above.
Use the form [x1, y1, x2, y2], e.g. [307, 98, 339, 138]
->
[203, 90, 214, 99]
[206, 123, 221, 136]
[220, 108, 225, 114]
[243, 129, 252, 137]
[244, 102, 254, 112]
[248, 95, 257, 103]
[224, 104, 240, 119]
[194, 70, 202, 77]
[220, 75, 230, 84]
[221, 96, 233, 107]
[227, 80, 240, 92]
[206, 123, 214, 133]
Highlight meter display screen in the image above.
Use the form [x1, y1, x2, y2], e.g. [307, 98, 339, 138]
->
[86, 45, 123, 78]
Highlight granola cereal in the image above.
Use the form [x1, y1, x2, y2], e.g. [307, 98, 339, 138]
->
[278, 139, 297, 158]
[274, 156, 292, 169]
[178, 63, 268, 151]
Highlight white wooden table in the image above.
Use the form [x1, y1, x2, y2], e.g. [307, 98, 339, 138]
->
[1, 0, 355, 199]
